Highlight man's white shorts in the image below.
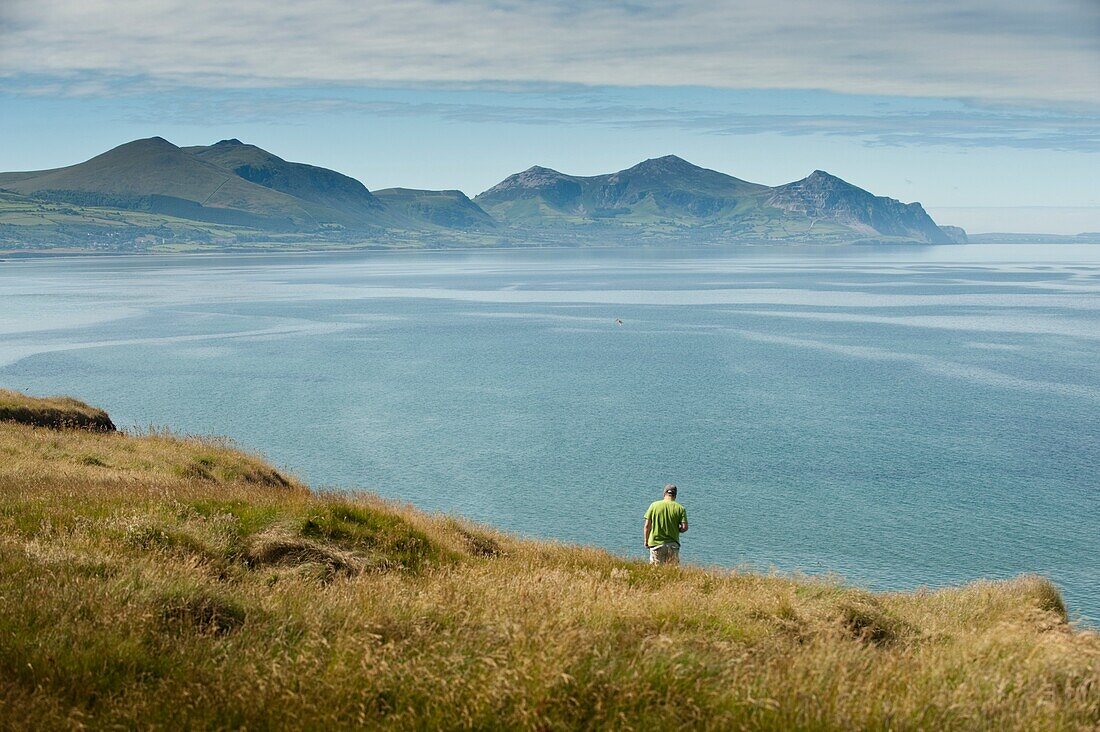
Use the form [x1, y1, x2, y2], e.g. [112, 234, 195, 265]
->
[649, 542, 680, 565]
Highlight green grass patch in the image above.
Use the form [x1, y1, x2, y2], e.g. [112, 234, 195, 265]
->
[301, 500, 448, 571]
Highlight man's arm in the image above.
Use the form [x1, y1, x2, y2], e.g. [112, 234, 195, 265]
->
[679, 519, 688, 533]
[643, 518, 652, 547]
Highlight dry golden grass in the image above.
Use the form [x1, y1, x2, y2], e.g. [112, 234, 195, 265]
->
[0, 399, 1097, 730]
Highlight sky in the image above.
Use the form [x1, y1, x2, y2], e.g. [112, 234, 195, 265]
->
[1, 0, 1098, 234]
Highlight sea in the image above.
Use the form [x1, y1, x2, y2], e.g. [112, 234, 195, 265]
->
[1, 243, 1097, 622]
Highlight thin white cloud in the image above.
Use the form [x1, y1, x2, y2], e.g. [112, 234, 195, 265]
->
[1, 0, 1097, 105]
[111, 93, 1100, 152]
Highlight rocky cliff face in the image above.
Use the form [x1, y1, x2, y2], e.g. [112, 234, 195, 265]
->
[938, 225, 969, 243]
[767, 171, 950, 244]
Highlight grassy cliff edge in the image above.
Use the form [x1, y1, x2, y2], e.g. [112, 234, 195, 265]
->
[0, 390, 115, 432]
[0, 392, 1097, 730]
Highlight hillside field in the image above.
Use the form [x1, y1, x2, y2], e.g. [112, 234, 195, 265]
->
[0, 391, 1097, 730]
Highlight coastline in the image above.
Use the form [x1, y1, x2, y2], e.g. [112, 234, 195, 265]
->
[3, 244, 1098, 622]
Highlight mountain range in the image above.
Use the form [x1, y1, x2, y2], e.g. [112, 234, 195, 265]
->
[474, 155, 956, 244]
[0, 137, 964, 252]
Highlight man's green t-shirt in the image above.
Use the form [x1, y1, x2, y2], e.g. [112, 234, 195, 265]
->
[645, 500, 687, 546]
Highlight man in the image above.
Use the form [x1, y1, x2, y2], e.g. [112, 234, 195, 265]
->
[644, 484, 688, 565]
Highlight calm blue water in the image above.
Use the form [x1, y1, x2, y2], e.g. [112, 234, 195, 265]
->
[1, 244, 1098, 621]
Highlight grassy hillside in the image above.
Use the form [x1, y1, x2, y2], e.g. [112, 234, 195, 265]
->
[373, 188, 496, 230]
[0, 393, 1097, 729]
[0, 138, 320, 231]
[185, 140, 386, 228]
[0, 193, 506, 255]
[0, 189, 265, 253]
[473, 158, 770, 226]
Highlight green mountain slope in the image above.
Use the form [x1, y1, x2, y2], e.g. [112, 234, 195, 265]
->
[474, 156, 767, 225]
[476, 155, 953, 243]
[0, 138, 491, 240]
[373, 188, 495, 230]
[0, 137, 321, 231]
[185, 139, 386, 228]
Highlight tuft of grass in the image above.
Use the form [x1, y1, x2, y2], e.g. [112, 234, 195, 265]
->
[159, 591, 246, 637]
[246, 528, 363, 577]
[456, 526, 503, 558]
[835, 595, 913, 646]
[1019, 574, 1070, 618]
[0, 390, 1097, 730]
[300, 499, 448, 571]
